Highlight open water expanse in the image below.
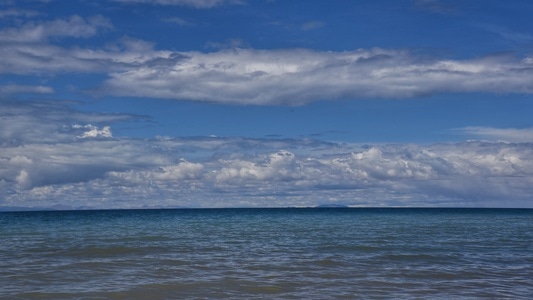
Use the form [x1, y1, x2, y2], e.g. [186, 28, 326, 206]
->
[1, 208, 532, 299]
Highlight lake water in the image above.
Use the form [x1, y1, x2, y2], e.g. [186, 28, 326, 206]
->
[1, 208, 532, 299]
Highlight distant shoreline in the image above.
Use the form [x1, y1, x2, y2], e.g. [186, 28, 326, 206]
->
[2, 206, 532, 213]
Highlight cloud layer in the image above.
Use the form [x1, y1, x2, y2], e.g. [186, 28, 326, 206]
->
[3, 137, 533, 209]
[456, 127, 533, 143]
[1, 15, 533, 105]
[103, 48, 533, 105]
[2, 101, 532, 209]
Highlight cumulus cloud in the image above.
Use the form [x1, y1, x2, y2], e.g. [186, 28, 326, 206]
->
[3, 117, 533, 209]
[73, 124, 113, 139]
[3, 100, 532, 208]
[214, 150, 300, 185]
[15, 170, 31, 190]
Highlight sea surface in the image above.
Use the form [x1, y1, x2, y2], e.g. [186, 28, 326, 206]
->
[1, 208, 532, 299]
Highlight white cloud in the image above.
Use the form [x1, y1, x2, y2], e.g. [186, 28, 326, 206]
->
[455, 127, 533, 143]
[0, 139, 173, 192]
[3, 102, 532, 204]
[103, 48, 533, 105]
[73, 124, 113, 139]
[0, 16, 144, 75]
[0, 35, 167, 74]
[0, 15, 112, 42]
[214, 150, 300, 184]
[1, 15, 533, 105]
[4, 125, 533, 209]
[15, 170, 31, 189]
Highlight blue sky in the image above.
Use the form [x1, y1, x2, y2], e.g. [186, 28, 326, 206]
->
[1, 0, 533, 209]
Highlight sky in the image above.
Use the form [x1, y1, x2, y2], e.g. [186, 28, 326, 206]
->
[1, 0, 533, 209]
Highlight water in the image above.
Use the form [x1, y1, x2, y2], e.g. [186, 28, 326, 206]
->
[1, 208, 532, 299]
